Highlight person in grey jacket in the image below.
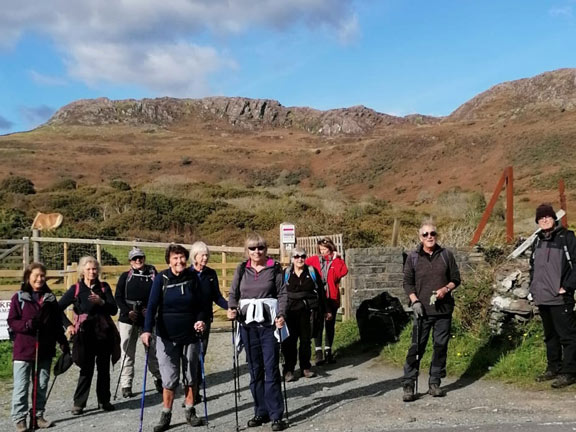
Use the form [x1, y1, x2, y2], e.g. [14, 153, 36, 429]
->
[530, 203, 576, 389]
[401, 221, 461, 402]
[227, 233, 288, 431]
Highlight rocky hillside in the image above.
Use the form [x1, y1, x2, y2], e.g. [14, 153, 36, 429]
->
[47, 96, 439, 136]
[448, 68, 576, 121]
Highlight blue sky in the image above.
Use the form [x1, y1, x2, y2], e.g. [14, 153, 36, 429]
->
[1, 0, 576, 134]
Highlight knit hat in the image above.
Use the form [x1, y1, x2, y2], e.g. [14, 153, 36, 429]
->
[128, 247, 145, 260]
[535, 204, 556, 223]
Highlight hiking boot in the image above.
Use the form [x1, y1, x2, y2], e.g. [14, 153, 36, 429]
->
[302, 369, 315, 378]
[155, 377, 164, 394]
[34, 416, 54, 429]
[284, 371, 295, 382]
[71, 406, 84, 415]
[185, 407, 203, 427]
[271, 419, 288, 431]
[551, 374, 576, 389]
[314, 350, 325, 366]
[402, 383, 416, 402]
[324, 350, 335, 364]
[428, 383, 446, 397]
[99, 401, 115, 411]
[153, 411, 172, 432]
[122, 387, 133, 398]
[536, 370, 558, 382]
[15, 419, 28, 432]
[247, 415, 270, 427]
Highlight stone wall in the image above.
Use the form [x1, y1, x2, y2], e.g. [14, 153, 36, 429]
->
[345, 247, 487, 316]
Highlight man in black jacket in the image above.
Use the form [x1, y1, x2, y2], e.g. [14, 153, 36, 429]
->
[115, 247, 162, 398]
[530, 204, 576, 388]
[402, 222, 461, 402]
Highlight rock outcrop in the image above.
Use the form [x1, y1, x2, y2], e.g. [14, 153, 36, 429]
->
[46, 96, 439, 136]
[448, 68, 576, 122]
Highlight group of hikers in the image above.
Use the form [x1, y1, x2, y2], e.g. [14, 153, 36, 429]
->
[7, 235, 348, 432]
[8, 202, 576, 431]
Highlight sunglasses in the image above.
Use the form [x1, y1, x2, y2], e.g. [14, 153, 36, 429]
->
[292, 254, 307, 259]
[421, 231, 437, 238]
[131, 256, 145, 261]
[248, 245, 266, 251]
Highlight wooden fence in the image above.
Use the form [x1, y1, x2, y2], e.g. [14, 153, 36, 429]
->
[0, 234, 351, 321]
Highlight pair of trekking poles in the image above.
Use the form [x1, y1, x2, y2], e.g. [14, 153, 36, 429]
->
[136, 333, 209, 432]
[230, 319, 290, 432]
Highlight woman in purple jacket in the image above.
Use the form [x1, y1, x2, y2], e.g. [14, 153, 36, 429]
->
[8, 262, 69, 432]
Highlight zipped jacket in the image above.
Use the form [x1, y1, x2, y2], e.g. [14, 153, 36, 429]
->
[305, 254, 348, 307]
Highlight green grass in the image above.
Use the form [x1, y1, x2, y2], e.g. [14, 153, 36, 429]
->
[0, 341, 13, 379]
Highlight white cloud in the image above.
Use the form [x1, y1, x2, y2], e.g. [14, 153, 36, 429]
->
[29, 70, 68, 86]
[19, 104, 55, 126]
[0, 0, 357, 95]
[549, 6, 573, 18]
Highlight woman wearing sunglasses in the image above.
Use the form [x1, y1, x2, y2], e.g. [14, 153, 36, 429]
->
[305, 237, 348, 365]
[281, 247, 329, 382]
[227, 233, 288, 431]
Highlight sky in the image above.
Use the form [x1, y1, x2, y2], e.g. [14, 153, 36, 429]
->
[1, 0, 576, 134]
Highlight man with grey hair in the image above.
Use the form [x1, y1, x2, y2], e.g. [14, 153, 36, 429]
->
[401, 222, 461, 402]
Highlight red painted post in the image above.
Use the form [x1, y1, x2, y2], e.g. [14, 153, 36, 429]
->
[506, 166, 514, 244]
[470, 169, 507, 246]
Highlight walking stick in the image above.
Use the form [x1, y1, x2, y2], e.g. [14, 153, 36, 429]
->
[277, 327, 289, 423]
[414, 317, 421, 396]
[198, 335, 209, 428]
[231, 320, 240, 432]
[138, 347, 150, 432]
[30, 330, 40, 430]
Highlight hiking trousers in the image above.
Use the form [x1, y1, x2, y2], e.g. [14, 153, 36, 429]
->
[539, 304, 576, 375]
[402, 314, 451, 386]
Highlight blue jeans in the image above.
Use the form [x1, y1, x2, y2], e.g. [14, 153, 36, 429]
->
[12, 359, 51, 423]
[240, 325, 284, 421]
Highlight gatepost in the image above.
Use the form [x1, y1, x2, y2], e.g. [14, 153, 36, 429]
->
[279, 223, 296, 266]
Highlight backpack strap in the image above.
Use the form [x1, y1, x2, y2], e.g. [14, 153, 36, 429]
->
[560, 233, 573, 270]
[284, 267, 291, 285]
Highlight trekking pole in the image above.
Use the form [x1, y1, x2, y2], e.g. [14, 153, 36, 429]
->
[31, 330, 40, 430]
[198, 334, 209, 428]
[114, 322, 133, 400]
[414, 317, 421, 396]
[138, 347, 150, 432]
[231, 320, 240, 432]
[277, 327, 289, 423]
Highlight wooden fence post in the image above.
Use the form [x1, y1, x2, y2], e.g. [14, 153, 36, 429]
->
[63, 242, 68, 271]
[96, 242, 102, 264]
[392, 218, 400, 246]
[22, 237, 30, 270]
[32, 229, 40, 262]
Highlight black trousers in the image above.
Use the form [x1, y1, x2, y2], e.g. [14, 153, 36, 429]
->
[282, 308, 313, 372]
[74, 344, 112, 407]
[539, 304, 576, 375]
[315, 299, 338, 350]
[402, 314, 451, 386]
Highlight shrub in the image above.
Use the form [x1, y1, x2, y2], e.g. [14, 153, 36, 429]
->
[0, 208, 31, 238]
[110, 179, 131, 191]
[46, 178, 77, 191]
[0, 176, 35, 194]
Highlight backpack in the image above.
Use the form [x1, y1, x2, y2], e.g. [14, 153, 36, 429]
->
[124, 265, 157, 301]
[408, 248, 449, 270]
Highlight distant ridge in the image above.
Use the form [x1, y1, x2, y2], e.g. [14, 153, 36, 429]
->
[47, 96, 440, 136]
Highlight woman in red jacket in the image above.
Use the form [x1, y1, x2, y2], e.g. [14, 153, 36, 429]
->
[305, 237, 348, 364]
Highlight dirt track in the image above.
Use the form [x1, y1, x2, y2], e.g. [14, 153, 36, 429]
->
[2, 330, 576, 432]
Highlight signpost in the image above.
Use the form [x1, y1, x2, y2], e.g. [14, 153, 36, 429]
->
[279, 223, 296, 264]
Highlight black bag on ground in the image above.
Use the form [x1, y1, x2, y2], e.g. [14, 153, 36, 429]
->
[356, 291, 408, 345]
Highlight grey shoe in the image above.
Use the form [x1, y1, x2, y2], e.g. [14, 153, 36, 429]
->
[34, 416, 54, 429]
[551, 374, 576, 389]
[71, 406, 83, 415]
[185, 407, 203, 427]
[402, 383, 416, 402]
[15, 419, 29, 432]
[314, 350, 324, 366]
[536, 370, 558, 382]
[284, 371, 295, 382]
[153, 411, 172, 432]
[122, 387, 133, 398]
[302, 369, 315, 378]
[428, 383, 446, 397]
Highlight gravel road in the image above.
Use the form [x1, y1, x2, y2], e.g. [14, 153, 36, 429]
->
[2, 329, 576, 432]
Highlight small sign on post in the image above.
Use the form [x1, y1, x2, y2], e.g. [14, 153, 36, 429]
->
[0, 300, 11, 340]
[279, 223, 296, 265]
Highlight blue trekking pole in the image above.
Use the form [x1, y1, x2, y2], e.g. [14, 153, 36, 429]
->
[138, 347, 150, 432]
[198, 335, 209, 428]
